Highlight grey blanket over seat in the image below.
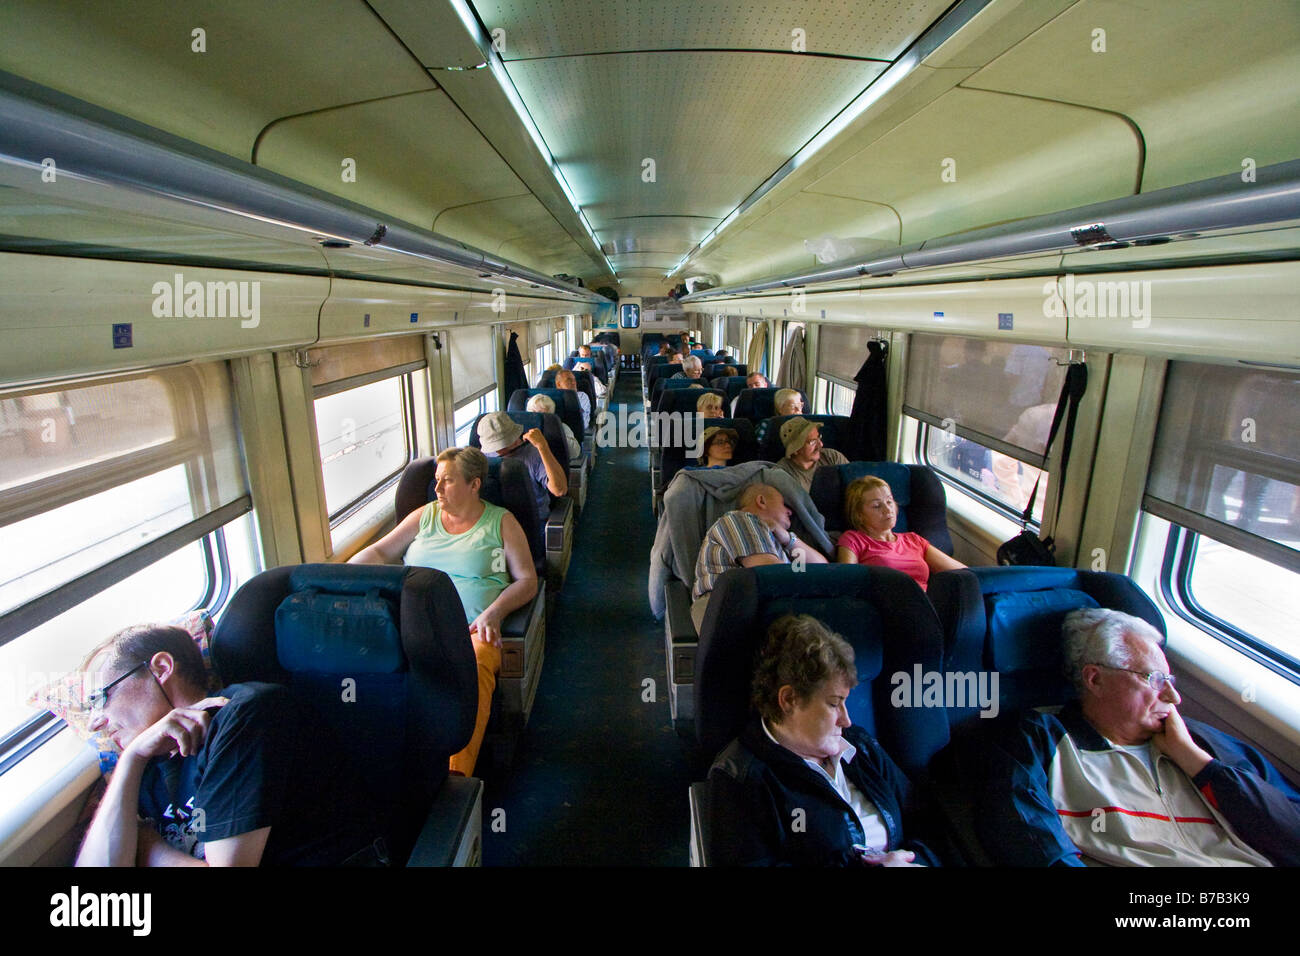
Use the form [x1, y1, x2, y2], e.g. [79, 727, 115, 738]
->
[648, 460, 835, 619]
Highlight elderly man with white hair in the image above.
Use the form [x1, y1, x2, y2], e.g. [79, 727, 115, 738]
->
[979, 607, 1300, 866]
[670, 355, 704, 381]
[526, 393, 581, 462]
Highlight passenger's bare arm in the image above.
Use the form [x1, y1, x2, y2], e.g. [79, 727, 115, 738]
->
[348, 505, 425, 565]
[924, 546, 966, 574]
[468, 512, 539, 647]
[77, 698, 228, 867]
[525, 428, 568, 497]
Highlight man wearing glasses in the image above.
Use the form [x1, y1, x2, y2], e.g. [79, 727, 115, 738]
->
[980, 608, 1300, 866]
[76, 624, 378, 866]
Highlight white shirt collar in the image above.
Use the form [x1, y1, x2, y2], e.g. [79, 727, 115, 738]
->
[761, 717, 857, 776]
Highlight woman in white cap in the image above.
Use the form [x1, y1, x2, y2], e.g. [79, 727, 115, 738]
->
[773, 416, 848, 493]
[349, 446, 537, 775]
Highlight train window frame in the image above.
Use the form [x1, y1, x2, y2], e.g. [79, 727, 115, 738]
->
[912, 416, 1047, 528]
[313, 372, 418, 534]
[453, 388, 500, 447]
[1160, 524, 1300, 683]
[813, 373, 855, 417]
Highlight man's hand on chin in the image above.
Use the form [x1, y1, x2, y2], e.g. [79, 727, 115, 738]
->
[125, 696, 230, 762]
[1151, 706, 1213, 777]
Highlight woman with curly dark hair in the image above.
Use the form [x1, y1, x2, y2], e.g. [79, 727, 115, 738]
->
[706, 614, 942, 866]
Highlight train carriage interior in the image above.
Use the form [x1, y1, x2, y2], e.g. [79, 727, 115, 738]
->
[0, 0, 1297, 890]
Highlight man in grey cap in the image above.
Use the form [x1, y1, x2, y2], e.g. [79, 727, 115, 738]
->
[773, 417, 848, 493]
[476, 411, 568, 520]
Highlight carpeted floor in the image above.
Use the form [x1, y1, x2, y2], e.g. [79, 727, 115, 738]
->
[480, 370, 703, 865]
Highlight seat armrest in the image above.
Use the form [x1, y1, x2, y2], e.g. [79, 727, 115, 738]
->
[502, 587, 545, 638]
[407, 775, 484, 867]
[546, 496, 574, 551]
[664, 579, 697, 644]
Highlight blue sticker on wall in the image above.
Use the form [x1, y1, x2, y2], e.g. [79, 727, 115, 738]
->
[112, 323, 133, 348]
[364, 313, 371, 328]
[998, 313, 1014, 330]
[933, 311, 944, 318]
[410, 312, 418, 323]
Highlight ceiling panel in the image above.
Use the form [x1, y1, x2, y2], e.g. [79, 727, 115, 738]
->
[507, 51, 886, 223]
[598, 217, 718, 255]
[474, 0, 953, 60]
[255, 90, 531, 233]
[695, 86, 1140, 285]
[808, 87, 1140, 243]
[694, 192, 904, 284]
[963, 0, 1300, 191]
[435, 193, 582, 268]
[0, 0, 434, 161]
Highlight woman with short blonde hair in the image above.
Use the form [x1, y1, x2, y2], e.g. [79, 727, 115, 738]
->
[836, 475, 964, 590]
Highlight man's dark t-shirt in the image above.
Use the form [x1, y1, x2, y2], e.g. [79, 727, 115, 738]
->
[137, 682, 377, 865]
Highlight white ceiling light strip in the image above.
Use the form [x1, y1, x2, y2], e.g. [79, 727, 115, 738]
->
[667, 0, 993, 278]
[449, 0, 617, 278]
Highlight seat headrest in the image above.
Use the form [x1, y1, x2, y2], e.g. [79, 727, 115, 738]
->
[986, 588, 1099, 672]
[696, 565, 948, 771]
[812, 461, 914, 534]
[273, 566, 406, 673]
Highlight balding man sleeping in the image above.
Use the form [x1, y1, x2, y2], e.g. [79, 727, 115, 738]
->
[690, 482, 828, 631]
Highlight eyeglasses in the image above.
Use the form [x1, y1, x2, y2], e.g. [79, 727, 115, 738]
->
[709, 436, 734, 446]
[86, 661, 149, 714]
[1090, 663, 1176, 692]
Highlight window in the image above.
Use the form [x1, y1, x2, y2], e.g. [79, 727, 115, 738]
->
[0, 513, 259, 766]
[454, 390, 499, 447]
[1146, 361, 1299, 677]
[1162, 527, 1300, 677]
[0, 365, 256, 767]
[913, 417, 1048, 524]
[904, 335, 1068, 522]
[725, 316, 744, 356]
[314, 375, 414, 525]
[554, 327, 567, 364]
[449, 325, 496, 407]
[814, 377, 856, 418]
[817, 324, 880, 385]
[536, 342, 553, 374]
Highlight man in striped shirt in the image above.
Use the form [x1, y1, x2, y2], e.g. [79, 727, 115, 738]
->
[690, 483, 828, 631]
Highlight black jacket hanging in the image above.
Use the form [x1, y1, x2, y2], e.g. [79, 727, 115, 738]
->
[848, 340, 888, 462]
[504, 330, 528, 399]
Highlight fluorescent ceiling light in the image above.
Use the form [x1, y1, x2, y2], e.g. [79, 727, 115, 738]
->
[449, 0, 616, 277]
[668, 0, 990, 278]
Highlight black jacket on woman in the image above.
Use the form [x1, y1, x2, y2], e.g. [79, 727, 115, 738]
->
[706, 718, 943, 866]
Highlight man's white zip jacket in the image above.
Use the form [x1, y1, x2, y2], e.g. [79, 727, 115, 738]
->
[978, 701, 1300, 866]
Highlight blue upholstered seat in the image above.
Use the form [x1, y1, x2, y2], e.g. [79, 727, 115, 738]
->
[212, 563, 479, 865]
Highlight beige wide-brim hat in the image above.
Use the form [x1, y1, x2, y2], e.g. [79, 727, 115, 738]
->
[779, 416, 823, 457]
[477, 411, 524, 454]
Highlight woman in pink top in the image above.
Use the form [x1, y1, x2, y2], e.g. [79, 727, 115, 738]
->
[835, 476, 965, 590]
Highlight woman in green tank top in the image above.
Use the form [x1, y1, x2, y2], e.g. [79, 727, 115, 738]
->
[348, 447, 538, 775]
[348, 447, 537, 646]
